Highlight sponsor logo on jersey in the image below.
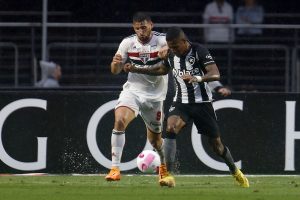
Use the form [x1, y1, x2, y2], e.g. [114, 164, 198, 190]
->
[206, 54, 212, 60]
[173, 68, 200, 77]
[169, 106, 175, 112]
[188, 56, 195, 65]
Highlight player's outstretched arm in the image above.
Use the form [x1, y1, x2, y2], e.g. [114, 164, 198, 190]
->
[111, 54, 123, 74]
[124, 63, 169, 76]
[181, 64, 220, 83]
[209, 81, 232, 97]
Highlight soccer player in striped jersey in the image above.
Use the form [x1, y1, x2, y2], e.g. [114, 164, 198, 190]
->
[124, 27, 249, 188]
[105, 12, 175, 187]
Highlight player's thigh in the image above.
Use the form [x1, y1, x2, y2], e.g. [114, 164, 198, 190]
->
[166, 102, 190, 134]
[140, 101, 163, 134]
[114, 90, 139, 128]
[114, 106, 136, 128]
[193, 103, 220, 138]
[116, 90, 140, 115]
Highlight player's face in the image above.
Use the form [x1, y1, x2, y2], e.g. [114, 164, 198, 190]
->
[167, 38, 189, 57]
[133, 20, 153, 44]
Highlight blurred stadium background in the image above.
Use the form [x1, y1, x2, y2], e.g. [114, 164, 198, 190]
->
[1, 2, 300, 199]
[0, 0, 299, 92]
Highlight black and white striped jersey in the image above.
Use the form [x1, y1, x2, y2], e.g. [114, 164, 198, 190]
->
[164, 43, 216, 103]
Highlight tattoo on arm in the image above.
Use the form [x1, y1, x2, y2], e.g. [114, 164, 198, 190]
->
[133, 64, 169, 76]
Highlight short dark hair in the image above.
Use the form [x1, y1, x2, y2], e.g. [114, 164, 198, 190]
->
[132, 12, 152, 22]
[166, 26, 186, 42]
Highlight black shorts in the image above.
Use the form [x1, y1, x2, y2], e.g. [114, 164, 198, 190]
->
[168, 102, 220, 138]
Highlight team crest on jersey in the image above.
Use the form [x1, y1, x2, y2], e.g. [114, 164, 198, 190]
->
[206, 54, 212, 60]
[169, 106, 175, 112]
[188, 56, 195, 65]
[139, 52, 150, 64]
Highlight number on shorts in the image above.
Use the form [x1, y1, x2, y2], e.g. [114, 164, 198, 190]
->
[156, 111, 161, 121]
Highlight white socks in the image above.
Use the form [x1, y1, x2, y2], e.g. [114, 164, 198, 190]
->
[111, 129, 125, 167]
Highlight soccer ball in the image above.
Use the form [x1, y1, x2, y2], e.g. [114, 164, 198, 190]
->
[136, 150, 161, 173]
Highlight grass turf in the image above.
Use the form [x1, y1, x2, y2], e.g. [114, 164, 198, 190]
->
[0, 175, 299, 200]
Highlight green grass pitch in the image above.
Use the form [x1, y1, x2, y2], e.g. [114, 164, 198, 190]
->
[0, 175, 299, 200]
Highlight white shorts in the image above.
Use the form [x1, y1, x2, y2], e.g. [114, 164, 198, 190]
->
[115, 90, 164, 133]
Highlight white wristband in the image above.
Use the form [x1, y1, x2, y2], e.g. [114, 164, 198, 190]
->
[195, 76, 202, 82]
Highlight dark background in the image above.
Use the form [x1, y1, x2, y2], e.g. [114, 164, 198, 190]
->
[0, 0, 298, 22]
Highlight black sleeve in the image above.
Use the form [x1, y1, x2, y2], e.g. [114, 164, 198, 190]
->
[163, 59, 170, 67]
[163, 55, 173, 72]
[194, 44, 215, 67]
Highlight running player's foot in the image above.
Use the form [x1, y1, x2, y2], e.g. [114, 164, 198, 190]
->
[105, 167, 121, 181]
[158, 164, 175, 187]
[233, 169, 249, 188]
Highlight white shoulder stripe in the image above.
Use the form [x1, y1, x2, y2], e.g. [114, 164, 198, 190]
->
[153, 31, 166, 36]
[204, 61, 215, 65]
[124, 34, 136, 39]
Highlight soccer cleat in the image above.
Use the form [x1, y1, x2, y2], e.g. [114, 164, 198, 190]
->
[105, 167, 121, 181]
[233, 169, 249, 188]
[158, 164, 175, 187]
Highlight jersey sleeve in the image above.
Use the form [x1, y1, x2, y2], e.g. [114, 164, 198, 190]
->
[116, 38, 130, 64]
[158, 34, 167, 47]
[163, 52, 174, 70]
[195, 44, 215, 67]
[208, 81, 223, 91]
[163, 59, 170, 67]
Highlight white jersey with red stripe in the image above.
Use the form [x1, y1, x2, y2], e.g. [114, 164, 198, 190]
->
[116, 31, 168, 101]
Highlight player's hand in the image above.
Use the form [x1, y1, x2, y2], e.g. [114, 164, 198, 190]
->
[181, 74, 198, 83]
[158, 46, 169, 59]
[217, 87, 231, 97]
[111, 54, 124, 74]
[123, 63, 134, 73]
[112, 54, 123, 65]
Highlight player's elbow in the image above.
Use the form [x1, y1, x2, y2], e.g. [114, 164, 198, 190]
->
[158, 67, 169, 75]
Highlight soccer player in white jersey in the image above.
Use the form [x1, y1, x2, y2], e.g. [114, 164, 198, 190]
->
[105, 12, 175, 187]
[125, 27, 249, 188]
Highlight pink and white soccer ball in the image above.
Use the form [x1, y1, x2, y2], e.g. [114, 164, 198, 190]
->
[136, 150, 161, 173]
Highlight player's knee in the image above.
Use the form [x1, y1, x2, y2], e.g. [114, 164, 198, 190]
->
[210, 138, 224, 156]
[114, 117, 127, 130]
[214, 146, 223, 156]
[166, 124, 180, 134]
[212, 143, 224, 156]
